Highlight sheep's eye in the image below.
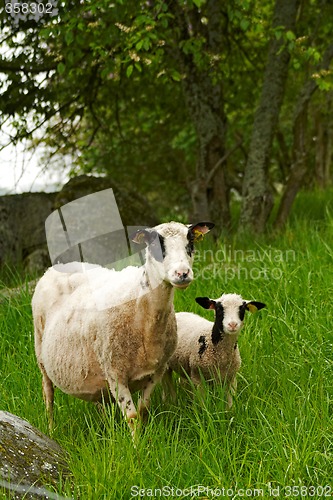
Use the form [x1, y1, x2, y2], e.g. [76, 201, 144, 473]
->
[239, 303, 246, 321]
[186, 242, 194, 257]
[148, 235, 166, 262]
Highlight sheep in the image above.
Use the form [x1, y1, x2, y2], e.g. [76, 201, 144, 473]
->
[163, 293, 266, 408]
[32, 221, 214, 433]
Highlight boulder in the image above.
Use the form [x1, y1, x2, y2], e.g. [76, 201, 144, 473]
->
[54, 175, 158, 226]
[0, 411, 70, 499]
[0, 175, 159, 273]
[0, 192, 56, 268]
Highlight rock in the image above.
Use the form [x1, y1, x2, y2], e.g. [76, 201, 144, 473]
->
[54, 175, 159, 226]
[0, 192, 56, 268]
[0, 411, 70, 499]
[23, 249, 50, 276]
[0, 175, 159, 272]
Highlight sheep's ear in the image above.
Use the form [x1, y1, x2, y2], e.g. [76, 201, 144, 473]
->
[245, 301, 266, 313]
[131, 228, 158, 245]
[188, 222, 214, 242]
[195, 297, 216, 310]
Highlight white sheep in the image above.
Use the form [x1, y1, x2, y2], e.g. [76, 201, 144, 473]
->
[32, 221, 214, 433]
[164, 293, 266, 407]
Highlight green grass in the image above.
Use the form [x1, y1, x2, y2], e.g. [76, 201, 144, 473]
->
[1, 189, 333, 499]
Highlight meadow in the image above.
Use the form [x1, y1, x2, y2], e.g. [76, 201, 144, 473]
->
[1, 189, 333, 499]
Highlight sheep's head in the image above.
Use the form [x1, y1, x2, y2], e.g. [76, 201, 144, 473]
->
[196, 293, 266, 343]
[132, 221, 214, 289]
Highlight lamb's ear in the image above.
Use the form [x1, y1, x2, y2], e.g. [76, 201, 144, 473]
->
[195, 297, 216, 310]
[245, 301, 266, 313]
[188, 222, 214, 242]
[131, 228, 158, 245]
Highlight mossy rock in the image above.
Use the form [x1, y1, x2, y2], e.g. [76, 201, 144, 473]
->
[0, 411, 70, 499]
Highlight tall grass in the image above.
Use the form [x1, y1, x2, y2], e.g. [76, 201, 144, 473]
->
[1, 189, 333, 499]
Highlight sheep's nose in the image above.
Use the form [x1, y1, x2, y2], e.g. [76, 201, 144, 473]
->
[175, 269, 190, 280]
[228, 322, 238, 331]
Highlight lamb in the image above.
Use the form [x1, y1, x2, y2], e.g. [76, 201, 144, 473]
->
[32, 221, 214, 433]
[164, 293, 266, 407]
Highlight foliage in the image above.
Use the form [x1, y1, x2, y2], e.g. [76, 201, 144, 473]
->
[0, 0, 333, 224]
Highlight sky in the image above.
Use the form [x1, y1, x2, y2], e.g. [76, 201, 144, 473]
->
[0, 139, 69, 195]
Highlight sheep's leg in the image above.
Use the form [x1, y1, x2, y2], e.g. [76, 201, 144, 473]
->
[137, 373, 161, 418]
[107, 376, 137, 425]
[40, 367, 54, 431]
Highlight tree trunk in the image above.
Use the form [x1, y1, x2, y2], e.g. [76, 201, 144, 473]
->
[314, 93, 333, 188]
[169, 1, 230, 230]
[239, 0, 300, 233]
[275, 43, 333, 228]
[184, 73, 229, 228]
[274, 105, 308, 229]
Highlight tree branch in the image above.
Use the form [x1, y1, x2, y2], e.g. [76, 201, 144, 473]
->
[206, 137, 243, 185]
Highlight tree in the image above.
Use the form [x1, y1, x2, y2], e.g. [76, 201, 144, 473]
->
[0, 0, 332, 231]
[239, 0, 300, 232]
[275, 42, 333, 229]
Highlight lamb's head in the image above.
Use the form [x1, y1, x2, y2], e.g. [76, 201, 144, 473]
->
[196, 293, 266, 342]
[132, 221, 214, 289]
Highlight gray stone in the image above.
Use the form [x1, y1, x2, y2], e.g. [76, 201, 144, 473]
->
[0, 175, 159, 273]
[0, 411, 70, 499]
[54, 175, 158, 227]
[23, 249, 50, 275]
[0, 192, 56, 268]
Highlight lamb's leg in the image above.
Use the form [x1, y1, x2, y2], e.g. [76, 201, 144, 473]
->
[190, 368, 209, 405]
[227, 377, 237, 409]
[40, 366, 54, 431]
[161, 368, 177, 403]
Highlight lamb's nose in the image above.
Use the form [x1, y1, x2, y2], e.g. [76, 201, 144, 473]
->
[228, 322, 238, 331]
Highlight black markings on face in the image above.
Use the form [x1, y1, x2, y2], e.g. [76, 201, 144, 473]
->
[211, 302, 224, 344]
[148, 233, 166, 262]
[126, 400, 132, 409]
[198, 335, 207, 357]
[186, 229, 195, 257]
[118, 396, 125, 403]
[239, 302, 247, 321]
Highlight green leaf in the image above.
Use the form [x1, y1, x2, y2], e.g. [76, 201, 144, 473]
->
[192, 0, 206, 8]
[57, 62, 66, 75]
[286, 30, 296, 41]
[65, 30, 74, 46]
[135, 40, 144, 51]
[143, 38, 151, 51]
[240, 19, 250, 31]
[171, 70, 181, 81]
[126, 65, 134, 78]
